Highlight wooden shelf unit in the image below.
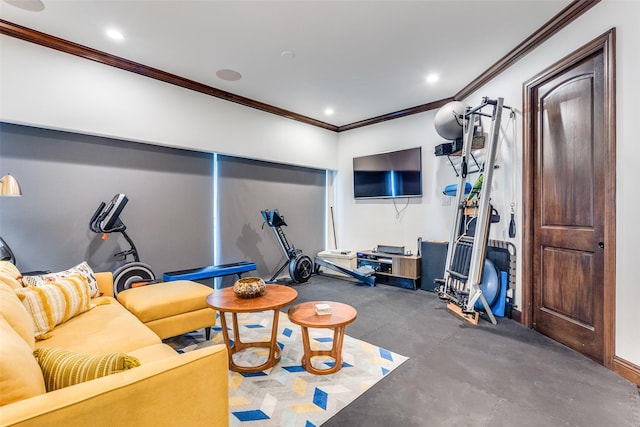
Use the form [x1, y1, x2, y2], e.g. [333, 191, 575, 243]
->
[356, 250, 421, 290]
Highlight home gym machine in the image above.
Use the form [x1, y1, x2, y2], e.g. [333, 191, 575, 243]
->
[260, 209, 314, 283]
[435, 97, 514, 325]
[89, 194, 156, 296]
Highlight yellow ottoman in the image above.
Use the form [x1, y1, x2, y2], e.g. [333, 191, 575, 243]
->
[117, 281, 216, 340]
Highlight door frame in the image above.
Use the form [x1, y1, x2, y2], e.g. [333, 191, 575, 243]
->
[522, 29, 616, 368]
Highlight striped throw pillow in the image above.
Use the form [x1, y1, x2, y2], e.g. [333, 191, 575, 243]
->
[21, 261, 100, 297]
[33, 347, 141, 392]
[15, 274, 92, 339]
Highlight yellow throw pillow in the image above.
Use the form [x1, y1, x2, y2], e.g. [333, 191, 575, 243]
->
[15, 274, 92, 339]
[22, 261, 100, 297]
[33, 347, 141, 392]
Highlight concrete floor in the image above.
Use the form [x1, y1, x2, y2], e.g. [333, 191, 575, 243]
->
[285, 274, 640, 427]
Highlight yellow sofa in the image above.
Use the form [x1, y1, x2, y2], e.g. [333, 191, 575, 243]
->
[0, 263, 229, 427]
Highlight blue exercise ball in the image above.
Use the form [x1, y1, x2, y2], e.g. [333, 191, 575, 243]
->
[474, 259, 501, 310]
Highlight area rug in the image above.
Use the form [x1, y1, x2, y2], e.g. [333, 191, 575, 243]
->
[165, 311, 409, 427]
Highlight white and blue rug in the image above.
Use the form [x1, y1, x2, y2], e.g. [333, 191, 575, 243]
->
[166, 311, 408, 427]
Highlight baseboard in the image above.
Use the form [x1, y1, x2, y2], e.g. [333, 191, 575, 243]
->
[612, 356, 640, 386]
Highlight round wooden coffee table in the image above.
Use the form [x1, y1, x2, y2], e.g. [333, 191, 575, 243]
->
[287, 301, 357, 375]
[206, 284, 297, 373]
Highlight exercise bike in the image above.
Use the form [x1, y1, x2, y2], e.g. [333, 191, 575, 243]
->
[261, 209, 314, 284]
[0, 237, 16, 265]
[89, 194, 156, 296]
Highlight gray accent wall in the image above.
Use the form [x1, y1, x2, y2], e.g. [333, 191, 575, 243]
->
[216, 155, 326, 284]
[0, 123, 214, 277]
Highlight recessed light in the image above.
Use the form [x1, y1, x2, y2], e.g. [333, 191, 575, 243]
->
[3, 0, 44, 12]
[426, 73, 439, 84]
[216, 69, 242, 82]
[106, 28, 125, 41]
[324, 108, 334, 116]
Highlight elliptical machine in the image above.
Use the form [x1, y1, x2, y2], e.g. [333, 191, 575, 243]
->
[261, 209, 314, 284]
[89, 194, 156, 296]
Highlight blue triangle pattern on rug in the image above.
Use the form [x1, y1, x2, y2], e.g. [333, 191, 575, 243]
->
[312, 388, 328, 410]
[245, 324, 265, 329]
[379, 348, 393, 361]
[240, 371, 268, 378]
[166, 310, 409, 427]
[233, 409, 270, 421]
[323, 361, 352, 369]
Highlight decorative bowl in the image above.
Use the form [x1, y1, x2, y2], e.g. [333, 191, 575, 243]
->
[233, 277, 266, 299]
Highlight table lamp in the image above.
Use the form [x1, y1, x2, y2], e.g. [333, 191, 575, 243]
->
[0, 173, 22, 196]
[0, 173, 22, 263]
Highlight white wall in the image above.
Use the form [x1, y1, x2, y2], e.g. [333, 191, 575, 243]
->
[336, 112, 457, 254]
[0, 36, 339, 171]
[335, 0, 640, 366]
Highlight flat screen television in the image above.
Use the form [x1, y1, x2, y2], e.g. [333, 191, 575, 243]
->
[353, 147, 422, 199]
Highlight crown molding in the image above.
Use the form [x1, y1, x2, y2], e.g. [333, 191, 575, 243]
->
[0, 1, 600, 133]
[0, 19, 339, 132]
[455, 0, 600, 101]
[344, 0, 600, 129]
[337, 98, 455, 132]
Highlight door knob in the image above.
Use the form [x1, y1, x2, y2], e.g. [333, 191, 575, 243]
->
[598, 241, 605, 249]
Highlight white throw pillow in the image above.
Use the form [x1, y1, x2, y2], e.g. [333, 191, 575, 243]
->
[22, 261, 99, 297]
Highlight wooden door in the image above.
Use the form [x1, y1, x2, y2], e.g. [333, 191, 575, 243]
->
[524, 31, 615, 365]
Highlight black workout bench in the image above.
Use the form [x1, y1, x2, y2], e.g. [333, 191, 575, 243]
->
[162, 261, 257, 282]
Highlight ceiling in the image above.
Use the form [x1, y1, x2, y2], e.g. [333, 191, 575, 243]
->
[0, 0, 572, 128]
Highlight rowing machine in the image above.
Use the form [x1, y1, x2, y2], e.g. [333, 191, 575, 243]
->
[260, 209, 314, 283]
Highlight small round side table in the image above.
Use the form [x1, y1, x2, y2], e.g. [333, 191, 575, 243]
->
[287, 301, 357, 375]
[206, 284, 297, 373]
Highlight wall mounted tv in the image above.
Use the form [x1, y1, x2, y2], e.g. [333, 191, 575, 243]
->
[353, 147, 422, 199]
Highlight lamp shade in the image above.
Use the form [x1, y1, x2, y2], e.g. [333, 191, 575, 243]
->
[0, 174, 22, 196]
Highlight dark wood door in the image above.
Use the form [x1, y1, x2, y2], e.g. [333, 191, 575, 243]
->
[531, 51, 606, 363]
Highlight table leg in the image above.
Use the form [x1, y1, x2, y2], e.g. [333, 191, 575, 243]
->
[221, 310, 283, 374]
[218, 311, 233, 369]
[300, 326, 313, 371]
[232, 311, 241, 348]
[300, 326, 347, 375]
[331, 326, 346, 370]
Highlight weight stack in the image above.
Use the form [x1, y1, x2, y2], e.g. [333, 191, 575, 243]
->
[420, 240, 448, 292]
